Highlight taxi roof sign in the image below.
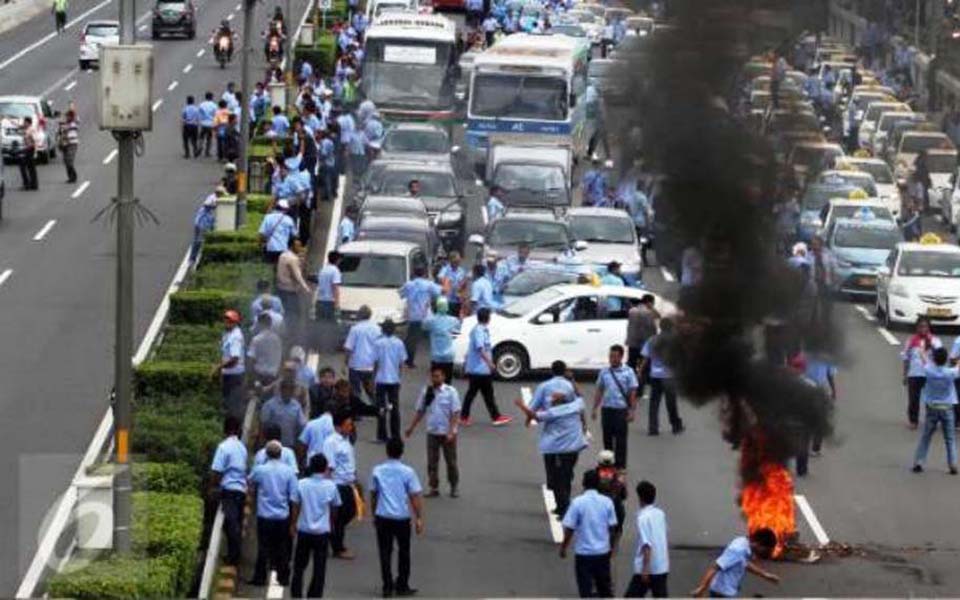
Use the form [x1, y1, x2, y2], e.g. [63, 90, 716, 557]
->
[848, 188, 869, 200]
[920, 233, 943, 245]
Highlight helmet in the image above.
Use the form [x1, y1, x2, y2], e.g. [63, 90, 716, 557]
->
[597, 450, 615, 465]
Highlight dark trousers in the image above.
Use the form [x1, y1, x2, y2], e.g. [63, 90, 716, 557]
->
[485, 30, 495, 47]
[19, 151, 37, 190]
[315, 300, 335, 321]
[291, 531, 329, 598]
[62, 144, 77, 182]
[297, 200, 312, 245]
[796, 430, 811, 477]
[320, 165, 337, 201]
[182, 123, 199, 158]
[375, 383, 401, 441]
[216, 133, 226, 161]
[200, 126, 213, 156]
[624, 573, 669, 598]
[220, 490, 246, 566]
[349, 368, 375, 404]
[463, 374, 500, 420]
[331, 484, 356, 554]
[375, 517, 412, 593]
[649, 378, 683, 434]
[574, 553, 613, 598]
[221, 373, 246, 421]
[55, 9, 66, 32]
[601, 407, 629, 469]
[543, 452, 578, 515]
[276, 290, 302, 331]
[253, 517, 291, 584]
[430, 360, 454, 384]
[404, 321, 424, 366]
[427, 434, 459, 491]
[907, 376, 925, 425]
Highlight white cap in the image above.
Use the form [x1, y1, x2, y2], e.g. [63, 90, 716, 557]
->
[203, 194, 217, 207]
[277, 199, 290, 210]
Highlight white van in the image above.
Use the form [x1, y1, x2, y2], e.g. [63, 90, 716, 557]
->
[365, 0, 417, 20]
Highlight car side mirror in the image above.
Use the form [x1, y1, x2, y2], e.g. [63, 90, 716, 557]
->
[535, 312, 554, 324]
[878, 265, 890, 276]
[574, 240, 588, 251]
[451, 145, 461, 154]
[468, 233, 484, 245]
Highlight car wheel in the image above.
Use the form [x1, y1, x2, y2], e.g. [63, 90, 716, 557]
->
[493, 343, 528, 381]
[78, 60, 88, 70]
[187, 28, 196, 40]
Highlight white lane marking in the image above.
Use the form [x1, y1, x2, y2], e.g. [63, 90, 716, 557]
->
[197, 48, 206, 58]
[138, 23, 147, 31]
[33, 220, 57, 241]
[324, 175, 347, 258]
[183, 63, 193, 74]
[541, 484, 564, 543]
[521, 386, 538, 425]
[877, 327, 900, 346]
[167, 80, 179, 92]
[227, 12, 235, 20]
[152, 99, 164, 112]
[0, 269, 12, 288]
[64, 80, 77, 91]
[853, 305, 876, 322]
[0, 0, 112, 72]
[235, 2, 242, 9]
[102, 149, 118, 164]
[70, 180, 91, 199]
[794, 494, 830, 546]
[267, 572, 284, 599]
[660, 266, 675, 282]
[41, 67, 79, 97]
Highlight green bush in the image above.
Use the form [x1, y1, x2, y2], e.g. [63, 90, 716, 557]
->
[133, 402, 223, 478]
[153, 342, 220, 364]
[169, 289, 251, 324]
[204, 212, 265, 245]
[191, 261, 272, 294]
[200, 241, 263, 264]
[296, 32, 337, 75]
[163, 324, 222, 347]
[249, 141, 279, 158]
[132, 492, 203, 594]
[135, 360, 218, 399]
[132, 462, 201, 494]
[247, 193, 272, 214]
[48, 555, 178, 600]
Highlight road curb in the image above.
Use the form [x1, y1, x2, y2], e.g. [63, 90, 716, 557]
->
[0, 0, 50, 35]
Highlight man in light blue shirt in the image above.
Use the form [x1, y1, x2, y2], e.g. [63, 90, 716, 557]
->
[260, 380, 307, 448]
[255, 422, 299, 474]
[374, 320, 408, 442]
[198, 92, 218, 158]
[640, 320, 684, 437]
[181, 95, 201, 158]
[485, 186, 506, 225]
[248, 441, 299, 586]
[315, 251, 342, 321]
[624, 480, 670, 597]
[250, 279, 284, 322]
[913, 346, 959, 474]
[399, 266, 442, 368]
[438, 252, 468, 317]
[592, 345, 639, 469]
[692, 529, 779, 598]
[259, 200, 297, 263]
[209, 416, 247, 566]
[421, 298, 460, 383]
[270, 105, 290, 137]
[902, 319, 942, 428]
[406, 366, 462, 496]
[218, 311, 246, 420]
[291, 454, 341, 598]
[469, 264, 497, 315]
[369, 438, 424, 598]
[190, 193, 218, 262]
[298, 408, 334, 464]
[495, 243, 533, 293]
[600, 262, 626, 312]
[344, 304, 381, 404]
[323, 410, 358, 558]
[560, 470, 619, 598]
[462, 308, 511, 426]
[338, 205, 357, 247]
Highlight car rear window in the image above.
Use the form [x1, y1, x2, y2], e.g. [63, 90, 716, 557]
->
[86, 24, 119, 37]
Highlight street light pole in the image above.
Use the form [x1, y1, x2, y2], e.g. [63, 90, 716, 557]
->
[917, 0, 921, 48]
[285, 0, 294, 110]
[237, 0, 256, 227]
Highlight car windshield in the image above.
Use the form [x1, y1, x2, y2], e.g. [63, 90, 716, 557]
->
[382, 129, 449, 153]
[902, 135, 952, 154]
[792, 146, 841, 170]
[374, 2, 409, 15]
[552, 24, 586, 37]
[851, 162, 894, 184]
[802, 185, 858, 211]
[829, 205, 894, 222]
[339, 254, 407, 287]
[851, 93, 888, 112]
[489, 220, 570, 248]
[819, 173, 877, 196]
[0, 102, 34, 119]
[570, 215, 635, 244]
[363, 62, 453, 110]
[879, 114, 922, 134]
[361, 200, 426, 218]
[86, 24, 119, 37]
[898, 251, 960, 278]
[471, 73, 568, 121]
[500, 286, 564, 317]
[833, 225, 901, 249]
[157, 2, 186, 10]
[504, 270, 576, 296]
[865, 104, 904, 123]
[495, 164, 566, 192]
[379, 171, 456, 196]
[926, 154, 957, 173]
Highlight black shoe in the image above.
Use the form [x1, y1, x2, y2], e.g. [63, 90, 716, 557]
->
[382, 588, 394, 598]
[648, 430, 660, 436]
[912, 464, 923, 473]
[246, 578, 267, 586]
[672, 424, 685, 434]
[951, 467, 958, 475]
[396, 588, 418, 597]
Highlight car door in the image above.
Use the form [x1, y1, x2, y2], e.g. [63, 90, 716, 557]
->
[877, 247, 897, 304]
[525, 296, 592, 369]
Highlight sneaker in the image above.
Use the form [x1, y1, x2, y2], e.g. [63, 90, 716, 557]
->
[492, 415, 513, 427]
[459, 417, 473, 427]
[672, 424, 685, 435]
[951, 467, 958, 475]
[449, 488, 459, 498]
[396, 588, 418, 597]
[912, 464, 923, 473]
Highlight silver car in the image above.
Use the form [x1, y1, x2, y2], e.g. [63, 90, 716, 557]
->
[567, 207, 643, 283]
[79, 20, 119, 70]
[0, 95, 58, 163]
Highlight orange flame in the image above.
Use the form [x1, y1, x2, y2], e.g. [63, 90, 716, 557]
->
[739, 431, 796, 557]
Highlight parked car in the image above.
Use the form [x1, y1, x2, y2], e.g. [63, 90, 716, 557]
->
[826, 215, 902, 296]
[0, 95, 58, 163]
[877, 241, 960, 327]
[566, 207, 643, 283]
[78, 20, 119, 69]
[470, 209, 577, 263]
[379, 122, 458, 165]
[151, 0, 197, 39]
[357, 194, 428, 221]
[356, 214, 441, 259]
[336, 240, 429, 325]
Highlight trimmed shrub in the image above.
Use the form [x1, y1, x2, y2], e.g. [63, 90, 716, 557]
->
[132, 492, 203, 594]
[191, 261, 273, 294]
[153, 342, 220, 364]
[247, 193, 272, 214]
[295, 32, 336, 75]
[169, 289, 250, 324]
[48, 555, 179, 599]
[200, 241, 263, 264]
[135, 360, 218, 399]
[133, 402, 222, 478]
[132, 462, 201, 494]
[204, 212, 264, 245]
[162, 324, 222, 347]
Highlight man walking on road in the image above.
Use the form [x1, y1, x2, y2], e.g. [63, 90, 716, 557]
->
[290, 454, 341, 598]
[399, 266, 442, 368]
[373, 319, 408, 442]
[216, 310, 246, 420]
[53, 0, 68, 34]
[560, 470, 619, 598]
[323, 410, 359, 559]
[691, 528, 780, 598]
[406, 366, 461, 497]
[461, 308, 512, 427]
[316, 251, 343, 321]
[275, 237, 312, 330]
[911, 346, 959, 474]
[370, 438, 424, 598]
[19, 117, 39, 191]
[344, 304, 381, 407]
[626, 294, 659, 372]
[592, 345, 639, 469]
[181, 95, 201, 158]
[209, 416, 247, 568]
[421, 298, 460, 383]
[624, 481, 670, 598]
[248, 441, 300, 587]
[640, 319, 684, 436]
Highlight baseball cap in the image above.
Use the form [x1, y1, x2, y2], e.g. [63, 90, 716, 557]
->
[277, 199, 290, 210]
[203, 194, 217, 207]
[598, 450, 615, 465]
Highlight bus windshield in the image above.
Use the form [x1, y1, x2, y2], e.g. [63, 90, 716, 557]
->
[362, 40, 455, 110]
[471, 73, 568, 121]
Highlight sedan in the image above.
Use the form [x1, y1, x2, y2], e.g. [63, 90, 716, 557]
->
[79, 20, 119, 70]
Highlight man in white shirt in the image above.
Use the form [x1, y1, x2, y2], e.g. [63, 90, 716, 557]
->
[624, 480, 669, 597]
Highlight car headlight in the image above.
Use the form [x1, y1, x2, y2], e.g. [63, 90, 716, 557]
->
[889, 283, 910, 298]
[438, 209, 463, 225]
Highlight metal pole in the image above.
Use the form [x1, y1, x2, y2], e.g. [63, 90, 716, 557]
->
[916, 0, 921, 48]
[113, 0, 137, 554]
[237, 0, 256, 227]
[285, 0, 294, 110]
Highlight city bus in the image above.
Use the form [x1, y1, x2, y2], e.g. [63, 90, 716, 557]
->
[465, 33, 592, 171]
[361, 13, 459, 127]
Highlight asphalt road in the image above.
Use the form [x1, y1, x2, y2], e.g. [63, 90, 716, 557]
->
[0, 0, 311, 593]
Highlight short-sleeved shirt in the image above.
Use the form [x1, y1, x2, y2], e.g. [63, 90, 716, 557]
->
[422, 314, 460, 362]
[530, 376, 576, 412]
[710, 536, 752, 597]
[633, 505, 669, 575]
[322, 431, 356, 485]
[297, 475, 341, 534]
[260, 396, 307, 448]
[344, 319, 382, 370]
[199, 100, 218, 127]
[642, 335, 672, 379]
[374, 336, 408, 384]
[438, 263, 467, 303]
[248, 329, 283, 377]
[804, 357, 836, 389]
[254, 445, 299, 474]
[561, 489, 618, 556]
[901, 337, 942, 377]
[369, 459, 422, 520]
[220, 327, 245, 375]
[182, 104, 201, 126]
[415, 384, 461, 435]
[486, 196, 505, 223]
[921, 364, 960, 406]
[316, 264, 342, 302]
[338, 217, 356, 245]
[464, 324, 492, 375]
[400, 277, 442, 322]
[251, 294, 284, 319]
[626, 305, 657, 348]
[259, 211, 297, 252]
[211, 435, 248, 492]
[470, 277, 496, 311]
[272, 114, 291, 136]
[249, 459, 299, 520]
[535, 397, 586, 454]
[596, 365, 639, 409]
[299, 413, 334, 460]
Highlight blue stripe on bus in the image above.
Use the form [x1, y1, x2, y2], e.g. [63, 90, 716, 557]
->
[466, 119, 573, 135]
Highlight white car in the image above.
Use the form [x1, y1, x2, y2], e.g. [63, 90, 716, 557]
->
[567, 207, 643, 283]
[842, 157, 901, 217]
[452, 284, 674, 380]
[877, 242, 960, 327]
[0, 95, 58, 162]
[335, 240, 429, 325]
[857, 101, 910, 151]
[79, 20, 119, 70]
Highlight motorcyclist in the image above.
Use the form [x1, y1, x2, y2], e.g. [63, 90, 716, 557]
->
[271, 6, 286, 36]
[213, 20, 234, 60]
[264, 19, 285, 63]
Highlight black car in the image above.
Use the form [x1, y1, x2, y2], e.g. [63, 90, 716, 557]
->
[152, 0, 196, 39]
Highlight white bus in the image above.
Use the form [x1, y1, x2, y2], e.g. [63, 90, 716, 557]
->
[466, 33, 592, 170]
[361, 13, 459, 125]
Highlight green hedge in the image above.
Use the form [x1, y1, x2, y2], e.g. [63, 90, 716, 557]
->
[169, 289, 250, 324]
[135, 360, 218, 399]
[162, 324, 222, 347]
[200, 241, 263, 264]
[204, 212, 264, 245]
[295, 32, 337, 75]
[247, 193, 272, 214]
[250, 141, 280, 158]
[153, 342, 220, 364]
[191, 261, 272, 294]
[132, 492, 203, 595]
[48, 555, 179, 599]
[133, 402, 223, 478]
[132, 462, 201, 495]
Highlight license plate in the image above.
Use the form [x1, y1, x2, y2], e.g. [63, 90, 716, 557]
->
[857, 276, 876, 286]
[927, 307, 952, 318]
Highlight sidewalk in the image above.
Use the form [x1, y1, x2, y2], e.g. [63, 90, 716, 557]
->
[0, 0, 49, 35]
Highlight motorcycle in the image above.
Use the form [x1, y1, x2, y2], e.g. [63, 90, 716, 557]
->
[212, 33, 233, 68]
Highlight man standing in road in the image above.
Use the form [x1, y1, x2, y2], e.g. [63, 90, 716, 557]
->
[209, 416, 247, 568]
[181, 95, 201, 158]
[59, 108, 79, 183]
[343, 304, 381, 407]
[421, 298, 460, 384]
[20, 117, 39, 191]
[216, 310, 246, 420]
[399, 265, 442, 368]
[560, 470, 619, 598]
[468, 264, 496, 316]
[316, 251, 343, 322]
[485, 185, 506, 225]
[199, 92, 218, 157]
[911, 346, 959, 475]
[370, 438, 424, 598]
[275, 237, 312, 332]
[290, 454, 341, 598]
[624, 480, 670, 598]
[626, 294, 659, 375]
[373, 319, 408, 442]
[640, 319, 684, 436]
[406, 366, 461, 497]
[248, 441, 300, 587]
[53, 0, 68, 34]
[323, 410, 359, 559]
[461, 308, 512, 427]
[260, 379, 308, 449]
[438, 252, 468, 318]
[592, 345, 639, 469]
[690, 528, 780, 598]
